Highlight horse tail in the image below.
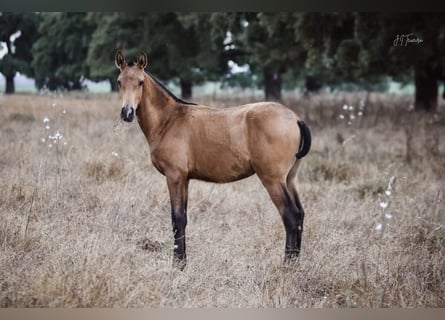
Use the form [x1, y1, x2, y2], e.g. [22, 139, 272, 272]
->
[296, 120, 311, 159]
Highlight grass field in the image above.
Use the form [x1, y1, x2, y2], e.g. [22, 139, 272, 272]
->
[0, 91, 444, 307]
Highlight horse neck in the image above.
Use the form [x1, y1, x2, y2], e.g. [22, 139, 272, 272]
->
[137, 73, 177, 145]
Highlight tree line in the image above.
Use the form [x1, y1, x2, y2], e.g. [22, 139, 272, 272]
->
[1, 12, 445, 112]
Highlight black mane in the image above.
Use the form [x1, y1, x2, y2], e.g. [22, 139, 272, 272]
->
[146, 72, 197, 106]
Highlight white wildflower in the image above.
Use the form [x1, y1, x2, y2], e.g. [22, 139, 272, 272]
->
[54, 132, 63, 140]
[339, 114, 345, 119]
[343, 104, 348, 110]
[385, 213, 393, 220]
[375, 223, 382, 231]
[348, 105, 354, 111]
[387, 176, 395, 190]
[112, 151, 118, 157]
[358, 111, 363, 116]
[48, 132, 64, 144]
[43, 117, 50, 123]
[45, 125, 50, 130]
[385, 189, 392, 196]
[379, 200, 388, 209]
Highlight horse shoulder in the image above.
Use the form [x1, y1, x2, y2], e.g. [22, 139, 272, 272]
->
[149, 107, 193, 175]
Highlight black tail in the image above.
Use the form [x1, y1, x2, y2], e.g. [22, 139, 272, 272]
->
[296, 121, 311, 159]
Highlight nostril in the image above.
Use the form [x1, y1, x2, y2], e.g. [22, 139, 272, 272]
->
[127, 107, 134, 118]
[121, 106, 135, 122]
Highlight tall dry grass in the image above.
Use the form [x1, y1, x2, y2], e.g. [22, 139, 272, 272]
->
[0, 91, 444, 307]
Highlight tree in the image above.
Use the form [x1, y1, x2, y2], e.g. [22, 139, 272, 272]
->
[87, 13, 182, 94]
[175, 13, 229, 98]
[297, 12, 445, 112]
[212, 13, 307, 101]
[87, 13, 228, 98]
[0, 13, 39, 94]
[86, 13, 148, 92]
[32, 13, 95, 91]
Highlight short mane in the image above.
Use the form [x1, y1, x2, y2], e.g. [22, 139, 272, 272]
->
[146, 72, 197, 106]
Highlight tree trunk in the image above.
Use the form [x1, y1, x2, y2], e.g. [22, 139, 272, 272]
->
[263, 65, 282, 102]
[5, 75, 15, 94]
[180, 79, 192, 100]
[109, 79, 119, 92]
[304, 75, 322, 93]
[71, 81, 82, 91]
[414, 64, 438, 112]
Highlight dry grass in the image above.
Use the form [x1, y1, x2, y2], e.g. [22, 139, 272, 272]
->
[0, 91, 444, 307]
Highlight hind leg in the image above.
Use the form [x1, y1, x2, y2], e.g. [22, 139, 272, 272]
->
[287, 186, 304, 260]
[248, 121, 304, 262]
[258, 176, 304, 262]
[286, 160, 305, 258]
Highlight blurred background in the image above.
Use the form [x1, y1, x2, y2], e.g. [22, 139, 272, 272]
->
[1, 12, 444, 307]
[0, 12, 444, 112]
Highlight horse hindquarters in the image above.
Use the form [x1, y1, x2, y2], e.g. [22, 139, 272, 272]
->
[246, 107, 308, 262]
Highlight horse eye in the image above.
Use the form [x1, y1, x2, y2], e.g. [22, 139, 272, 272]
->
[139, 80, 144, 86]
[117, 80, 121, 87]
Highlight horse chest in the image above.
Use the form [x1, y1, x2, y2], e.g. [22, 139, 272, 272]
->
[149, 140, 189, 176]
[150, 153, 166, 176]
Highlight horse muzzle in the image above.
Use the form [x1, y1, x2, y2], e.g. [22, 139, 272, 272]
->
[121, 105, 135, 122]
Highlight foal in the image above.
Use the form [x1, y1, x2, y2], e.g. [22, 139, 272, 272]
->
[115, 51, 311, 268]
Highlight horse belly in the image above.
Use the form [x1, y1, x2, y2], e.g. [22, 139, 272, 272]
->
[190, 135, 254, 183]
[189, 143, 254, 183]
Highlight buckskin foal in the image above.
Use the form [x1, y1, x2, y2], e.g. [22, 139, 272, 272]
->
[115, 51, 311, 269]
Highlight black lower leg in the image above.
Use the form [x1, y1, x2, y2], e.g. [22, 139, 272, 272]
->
[173, 232, 186, 268]
[172, 211, 187, 269]
[284, 225, 300, 262]
[291, 190, 305, 257]
[282, 191, 304, 263]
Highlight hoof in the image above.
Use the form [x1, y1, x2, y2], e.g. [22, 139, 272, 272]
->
[173, 257, 187, 271]
[284, 251, 300, 266]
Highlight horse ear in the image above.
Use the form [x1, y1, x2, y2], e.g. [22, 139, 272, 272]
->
[115, 50, 127, 69]
[137, 51, 148, 69]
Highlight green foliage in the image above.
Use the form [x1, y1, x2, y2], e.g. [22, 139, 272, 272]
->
[295, 12, 445, 110]
[220, 13, 308, 100]
[0, 12, 39, 93]
[85, 13, 228, 94]
[2, 12, 445, 105]
[176, 13, 228, 83]
[228, 13, 305, 75]
[31, 13, 95, 91]
[86, 13, 149, 87]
